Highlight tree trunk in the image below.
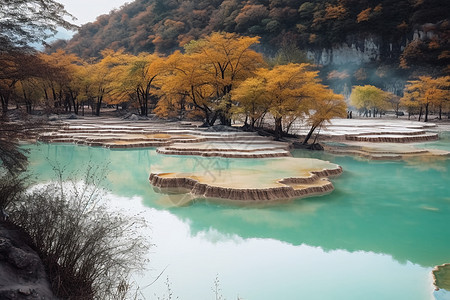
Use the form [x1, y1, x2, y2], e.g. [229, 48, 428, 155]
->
[140, 95, 148, 116]
[424, 103, 429, 122]
[95, 96, 102, 116]
[418, 106, 423, 122]
[303, 125, 317, 145]
[209, 112, 218, 126]
[274, 117, 283, 140]
[1, 94, 9, 113]
[23, 90, 32, 114]
[251, 117, 256, 130]
[70, 92, 78, 115]
[219, 112, 231, 126]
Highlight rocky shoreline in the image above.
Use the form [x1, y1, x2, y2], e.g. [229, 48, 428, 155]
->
[0, 221, 56, 300]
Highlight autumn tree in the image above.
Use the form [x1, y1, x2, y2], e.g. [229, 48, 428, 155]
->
[302, 88, 346, 144]
[156, 33, 265, 126]
[15, 77, 43, 114]
[38, 50, 84, 114]
[350, 85, 391, 117]
[401, 76, 450, 122]
[0, 51, 50, 113]
[234, 4, 269, 32]
[183, 32, 265, 125]
[399, 88, 421, 119]
[156, 50, 217, 123]
[257, 63, 322, 139]
[0, 51, 26, 113]
[82, 49, 131, 116]
[110, 52, 164, 116]
[231, 76, 270, 129]
[387, 94, 402, 118]
[232, 63, 346, 140]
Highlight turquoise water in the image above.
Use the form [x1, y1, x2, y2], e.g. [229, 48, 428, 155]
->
[416, 131, 450, 151]
[24, 142, 450, 300]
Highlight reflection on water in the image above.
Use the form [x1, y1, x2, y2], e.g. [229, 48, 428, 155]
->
[23, 141, 450, 300]
[106, 193, 434, 300]
[403, 156, 449, 172]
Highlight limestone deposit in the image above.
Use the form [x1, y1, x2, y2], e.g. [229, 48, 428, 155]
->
[36, 117, 449, 160]
[149, 157, 343, 203]
[38, 118, 292, 158]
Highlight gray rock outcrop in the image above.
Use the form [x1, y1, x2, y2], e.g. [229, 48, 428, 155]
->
[0, 221, 56, 299]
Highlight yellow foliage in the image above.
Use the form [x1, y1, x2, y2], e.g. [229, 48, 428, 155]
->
[401, 76, 450, 111]
[243, 63, 346, 135]
[258, 63, 319, 119]
[350, 85, 390, 111]
[307, 88, 346, 128]
[156, 32, 265, 124]
[231, 76, 270, 126]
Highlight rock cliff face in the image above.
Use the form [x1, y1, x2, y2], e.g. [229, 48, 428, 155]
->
[307, 36, 384, 65]
[0, 221, 56, 300]
[306, 30, 430, 66]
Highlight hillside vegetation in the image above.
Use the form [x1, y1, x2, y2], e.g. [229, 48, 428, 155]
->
[57, 0, 449, 73]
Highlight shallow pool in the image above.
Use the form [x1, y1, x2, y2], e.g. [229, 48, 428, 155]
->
[24, 140, 450, 300]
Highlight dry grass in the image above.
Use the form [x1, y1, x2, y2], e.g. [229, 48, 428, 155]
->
[9, 165, 150, 299]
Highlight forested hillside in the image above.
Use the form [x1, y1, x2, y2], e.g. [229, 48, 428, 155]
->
[57, 0, 449, 72]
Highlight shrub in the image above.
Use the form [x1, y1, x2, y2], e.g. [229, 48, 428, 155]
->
[9, 165, 149, 299]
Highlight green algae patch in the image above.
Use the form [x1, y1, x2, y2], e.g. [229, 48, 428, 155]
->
[434, 264, 450, 291]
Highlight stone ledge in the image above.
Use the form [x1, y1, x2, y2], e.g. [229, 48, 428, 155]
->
[149, 158, 343, 203]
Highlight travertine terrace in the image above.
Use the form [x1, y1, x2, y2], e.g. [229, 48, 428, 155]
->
[38, 118, 291, 158]
[149, 157, 343, 203]
[293, 119, 449, 160]
[293, 119, 439, 142]
[36, 117, 449, 203]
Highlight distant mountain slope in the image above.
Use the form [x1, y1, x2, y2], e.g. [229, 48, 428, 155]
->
[56, 0, 449, 73]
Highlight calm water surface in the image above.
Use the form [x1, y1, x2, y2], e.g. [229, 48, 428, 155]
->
[24, 137, 450, 300]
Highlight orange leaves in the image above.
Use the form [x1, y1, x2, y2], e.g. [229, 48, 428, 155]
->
[233, 63, 346, 137]
[356, 8, 372, 23]
[357, 5, 382, 23]
[156, 32, 265, 123]
[403, 76, 450, 107]
[231, 76, 270, 126]
[235, 63, 345, 130]
[400, 76, 450, 120]
[234, 4, 269, 29]
[325, 4, 347, 20]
